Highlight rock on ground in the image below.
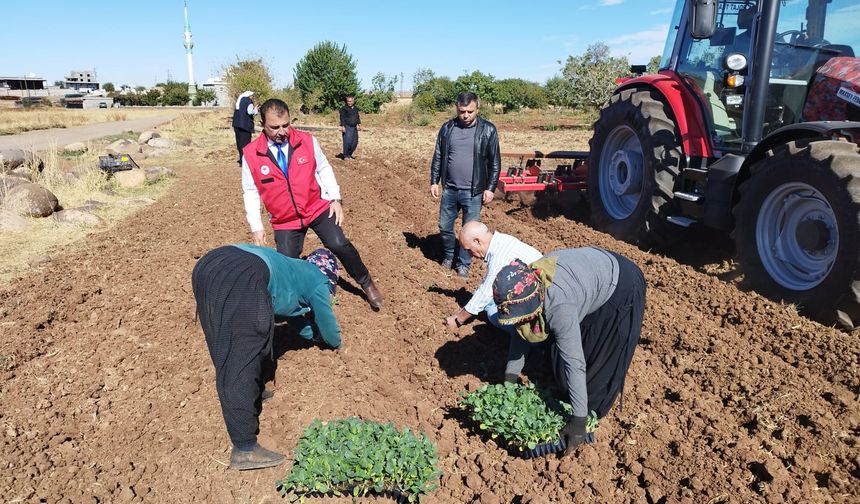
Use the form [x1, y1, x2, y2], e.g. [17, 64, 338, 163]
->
[113, 169, 146, 188]
[53, 209, 105, 227]
[106, 139, 141, 156]
[144, 167, 175, 182]
[146, 137, 173, 149]
[0, 208, 29, 231]
[0, 149, 43, 173]
[1, 175, 30, 193]
[3, 182, 59, 217]
[138, 131, 161, 144]
[63, 142, 88, 153]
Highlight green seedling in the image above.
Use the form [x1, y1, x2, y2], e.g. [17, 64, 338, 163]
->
[276, 417, 442, 503]
[459, 382, 575, 450]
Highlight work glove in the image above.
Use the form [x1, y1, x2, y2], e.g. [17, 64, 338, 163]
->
[560, 416, 588, 456]
[504, 373, 519, 384]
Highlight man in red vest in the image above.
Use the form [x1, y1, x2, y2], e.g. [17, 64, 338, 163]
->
[241, 99, 384, 309]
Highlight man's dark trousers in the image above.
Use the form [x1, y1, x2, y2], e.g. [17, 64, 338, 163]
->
[274, 212, 371, 287]
[342, 126, 358, 158]
[235, 128, 252, 165]
[192, 246, 274, 447]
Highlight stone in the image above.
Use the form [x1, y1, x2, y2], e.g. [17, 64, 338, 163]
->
[115, 197, 155, 206]
[53, 209, 105, 226]
[0, 209, 29, 232]
[3, 183, 59, 217]
[137, 131, 160, 144]
[80, 200, 107, 212]
[63, 142, 88, 153]
[113, 169, 146, 188]
[146, 137, 173, 149]
[105, 139, 141, 156]
[0, 148, 27, 172]
[144, 166, 175, 182]
[0, 175, 29, 192]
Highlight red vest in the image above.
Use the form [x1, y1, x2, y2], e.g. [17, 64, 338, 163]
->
[243, 128, 330, 230]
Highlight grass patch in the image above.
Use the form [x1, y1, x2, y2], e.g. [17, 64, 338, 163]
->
[0, 108, 170, 136]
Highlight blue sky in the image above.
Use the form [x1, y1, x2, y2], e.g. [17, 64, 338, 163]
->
[0, 0, 675, 89]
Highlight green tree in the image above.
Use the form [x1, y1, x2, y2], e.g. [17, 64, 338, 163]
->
[454, 70, 496, 104]
[355, 72, 397, 113]
[293, 41, 359, 113]
[413, 77, 457, 111]
[103, 82, 115, 93]
[646, 55, 662, 74]
[560, 42, 630, 108]
[193, 87, 217, 106]
[160, 81, 190, 106]
[492, 78, 547, 112]
[412, 68, 436, 93]
[545, 75, 575, 107]
[141, 89, 162, 106]
[223, 57, 275, 106]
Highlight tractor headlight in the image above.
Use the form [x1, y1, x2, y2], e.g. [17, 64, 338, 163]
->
[724, 53, 748, 71]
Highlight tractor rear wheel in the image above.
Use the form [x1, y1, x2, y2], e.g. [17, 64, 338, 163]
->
[587, 88, 682, 248]
[734, 139, 860, 329]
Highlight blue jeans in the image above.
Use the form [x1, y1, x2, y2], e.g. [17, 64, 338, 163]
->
[485, 301, 515, 336]
[439, 187, 482, 268]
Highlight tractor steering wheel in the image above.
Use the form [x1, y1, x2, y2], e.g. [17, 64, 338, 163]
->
[776, 30, 804, 45]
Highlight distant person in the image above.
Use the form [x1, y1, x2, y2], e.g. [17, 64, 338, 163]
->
[429, 91, 501, 278]
[241, 98, 384, 309]
[232, 91, 256, 165]
[493, 247, 646, 454]
[192, 245, 341, 470]
[337, 95, 361, 160]
[443, 222, 542, 344]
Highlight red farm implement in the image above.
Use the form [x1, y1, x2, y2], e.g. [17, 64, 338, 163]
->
[498, 151, 589, 194]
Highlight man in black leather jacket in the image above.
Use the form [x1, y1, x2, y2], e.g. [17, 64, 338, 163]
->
[430, 92, 501, 278]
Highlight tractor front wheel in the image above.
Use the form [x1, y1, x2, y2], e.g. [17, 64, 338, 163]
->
[734, 139, 860, 329]
[587, 88, 682, 248]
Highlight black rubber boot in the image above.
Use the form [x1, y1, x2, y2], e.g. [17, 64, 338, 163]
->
[229, 443, 286, 471]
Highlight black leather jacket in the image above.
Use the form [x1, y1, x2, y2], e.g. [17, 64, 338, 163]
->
[430, 116, 501, 197]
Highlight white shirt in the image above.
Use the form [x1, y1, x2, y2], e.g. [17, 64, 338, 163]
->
[464, 231, 543, 315]
[241, 135, 342, 233]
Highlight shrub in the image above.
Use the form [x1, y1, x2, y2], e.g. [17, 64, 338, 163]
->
[193, 88, 216, 106]
[558, 42, 631, 109]
[455, 70, 497, 104]
[293, 41, 359, 113]
[413, 77, 457, 111]
[222, 57, 275, 105]
[412, 92, 437, 113]
[354, 73, 397, 114]
[493, 78, 548, 112]
[459, 382, 572, 450]
[276, 417, 441, 502]
[159, 81, 190, 106]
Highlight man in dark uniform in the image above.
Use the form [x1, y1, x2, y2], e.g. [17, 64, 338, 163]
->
[493, 248, 646, 454]
[338, 95, 361, 160]
[232, 91, 256, 165]
[192, 245, 341, 470]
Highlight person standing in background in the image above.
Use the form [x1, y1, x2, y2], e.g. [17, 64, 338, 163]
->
[232, 91, 256, 165]
[338, 96, 361, 160]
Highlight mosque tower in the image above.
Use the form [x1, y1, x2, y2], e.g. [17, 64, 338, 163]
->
[183, 0, 197, 102]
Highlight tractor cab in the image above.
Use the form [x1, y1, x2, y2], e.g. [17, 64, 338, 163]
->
[665, 0, 860, 152]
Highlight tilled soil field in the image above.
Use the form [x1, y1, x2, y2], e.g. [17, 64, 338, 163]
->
[1, 123, 858, 503]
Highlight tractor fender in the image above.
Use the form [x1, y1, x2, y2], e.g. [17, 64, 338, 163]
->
[713, 121, 860, 230]
[614, 71, 713, 158]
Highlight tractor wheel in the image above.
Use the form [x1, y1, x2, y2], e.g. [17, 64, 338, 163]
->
[734, 139, 860, 329]
[587, 88, 682, 248]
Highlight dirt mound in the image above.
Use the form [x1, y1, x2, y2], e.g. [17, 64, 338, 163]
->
[0, 128, 857, 503]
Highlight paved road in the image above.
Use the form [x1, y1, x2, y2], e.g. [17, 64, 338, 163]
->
[0, 114, 177, 152]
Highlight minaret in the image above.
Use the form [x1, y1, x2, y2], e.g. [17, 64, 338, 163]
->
[183, 0, 197, 103]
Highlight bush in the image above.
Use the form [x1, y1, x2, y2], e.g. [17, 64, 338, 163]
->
[193, 88, 216, 106]
[159, 81, 190, 106]
[545, 75, 576, 107]
[558, 42, 631, 109]
[412, 92, 437, 113]
[454, 70, 497, 104]
[413, 77, 457, 112]
[493, 78, 548, 112]
[354, 73, 397, 114]
[222, 58, 275, 106]
[294, 41, 359, 113]
[276, 417, 441, 502]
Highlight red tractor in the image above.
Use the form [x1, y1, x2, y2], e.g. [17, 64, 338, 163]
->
[502, 0, 860, 328]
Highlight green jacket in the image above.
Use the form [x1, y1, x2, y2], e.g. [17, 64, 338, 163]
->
[233, 244, 341, 348]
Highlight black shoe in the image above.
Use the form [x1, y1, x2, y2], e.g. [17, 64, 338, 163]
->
[229, 443, 286, 471]
[335, 153, 345, 160]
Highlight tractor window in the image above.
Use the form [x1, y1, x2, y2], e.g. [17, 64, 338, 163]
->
[676, 1, 755, 149]
[766, 0, 859, 134]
